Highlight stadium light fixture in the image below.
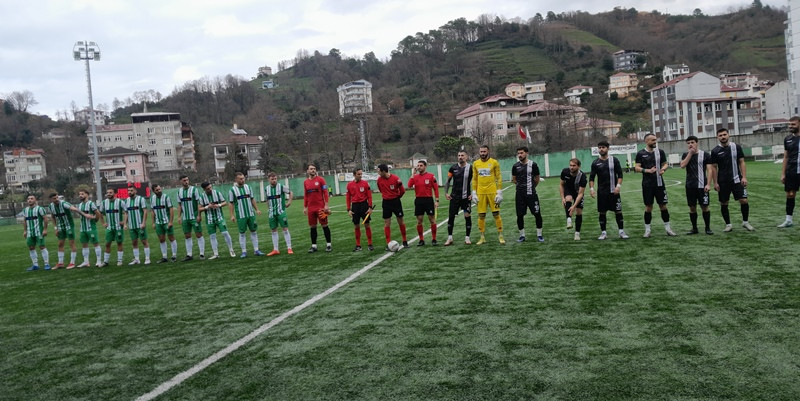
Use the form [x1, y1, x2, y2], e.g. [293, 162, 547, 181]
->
[73, 41, 103, 202]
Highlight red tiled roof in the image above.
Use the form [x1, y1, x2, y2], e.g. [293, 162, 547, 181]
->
[7, 148, 44, 156]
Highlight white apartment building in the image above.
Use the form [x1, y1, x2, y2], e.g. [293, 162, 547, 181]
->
[786, 2, 800, 114]
[662, 64, 690, 82]
[764, 80, 792, 120]
[74, 108, 106, 126]
[337, 79, 373, 116]
[4, 148, 47, 190]
[87, 111, 196, 178]
[212, 125, 264, 178]
[564, 85, 593, 105]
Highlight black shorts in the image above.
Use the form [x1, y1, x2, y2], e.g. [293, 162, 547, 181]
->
[351, 201, 371, 225]
[414, 197, 436, 216]
[448, 198, 471, 216]
[685, 187, 710, 207]
[785, 172, 800, 192]
[382, 198, 404, 219]
[564, 191, 584, 209]
[515, 193, 541, 216]
[597, 192, 622, 213]
[718, 182, 748, 202]
[642, 186, 668, 206]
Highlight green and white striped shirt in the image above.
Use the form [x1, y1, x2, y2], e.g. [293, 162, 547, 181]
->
[228, 184, 256, 219]
[199, 189, 226, 224]
[265, 184, 290, 218]
[99, 198, 125, 230]
[48, 201, 75, 231]
[78, 201, 98, 232]
[23, 205, 47, 237]
[125, 195, 148, 229]
[150, 194, 173, 225]
[177, 186, 200, 221]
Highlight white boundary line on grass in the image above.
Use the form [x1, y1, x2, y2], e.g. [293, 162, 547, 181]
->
[136, 205, 456, 401]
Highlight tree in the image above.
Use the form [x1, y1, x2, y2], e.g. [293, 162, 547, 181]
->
[433, 136, 475, 159]
[5, 90, 38, 113]
[693, 8, 704, 17]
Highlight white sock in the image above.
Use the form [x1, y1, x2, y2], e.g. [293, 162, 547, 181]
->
[272, 231, 279, 250]
[447, 235, 453, 241]
[82, 248, 90, 263]
[197, 236, 206, 255]
[185, 238, 193, 256]
[104, 252, 110, 263]
[41, 249, 49, 265]
[144, 247, 150, 260]
[250, 231, 259, 251]
[70, 251, 76, 264]
[664, 222, 672, 230]
[117, 251, 124, 262]
[537, 228, 542, 236]
[787, 215, 793, 222]
[645, 224, 651, 231]
[239, 233, 247, 253]
[210, 234, 219, 254]
[95, 246, 102, 261]
[171, 240, 178, 257]
[283, 230, 292, 248]
[30, 250, 38, 265]
[519, 229, 525, 237]
[160, 242, 168, 258]
[618, 229, 625, 235]
[222, 231, 233, 251]
[58, 251, 64, 263]
[133, 248, 140, 260]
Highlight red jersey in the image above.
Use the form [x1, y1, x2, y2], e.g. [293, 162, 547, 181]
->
[346, 180, 372, 210]
[303, 176, 329, 210]
[407, 172, 439, 199]
[376, 174, 405, 200]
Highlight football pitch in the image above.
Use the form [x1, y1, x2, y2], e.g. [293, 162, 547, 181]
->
[2, 161, 799, 400]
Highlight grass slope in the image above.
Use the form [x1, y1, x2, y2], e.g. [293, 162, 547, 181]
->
[2, 161, 799, 400]
[474, 40, 561, 82]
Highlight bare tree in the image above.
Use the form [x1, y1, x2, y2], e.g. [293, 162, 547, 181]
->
[5, 90, 38, 112]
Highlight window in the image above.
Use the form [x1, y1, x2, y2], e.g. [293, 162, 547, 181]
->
[496, 124, 504, 130]
[128, 135, 134, 141]
[147, 127, 155, 134]
[164, 149, 172, 156]
[715, 104, 721, 111]
[128, 156, 138, 163]
[114, 136, 122, 142]
[130, 169, 137, 176]
[163, 138, 172, 145]
[165, 160, 173, 167]
[137, 144, 144, 149]
[136, 132, 142, 137]
[716, 117, 722, 124]
[148, 139, 156, 145]
[728, 116, 734, 123]
[149, 150, 157, 156]
[654, 114, 659, 121]
[115, 171, 124, 177]
[8, 175, 15, 182]
[163, 126, 171, 133]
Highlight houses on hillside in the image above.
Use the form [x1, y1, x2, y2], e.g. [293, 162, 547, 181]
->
[4, 148, 47, 191]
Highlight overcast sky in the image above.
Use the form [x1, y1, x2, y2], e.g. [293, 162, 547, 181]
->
[0, 0, 785, 118]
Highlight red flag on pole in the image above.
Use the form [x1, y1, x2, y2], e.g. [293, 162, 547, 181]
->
[524, 127, 532, 144]
[518, 125, 526, 140]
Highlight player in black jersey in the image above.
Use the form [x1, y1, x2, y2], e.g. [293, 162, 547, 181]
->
[680, 135, 713, 234]
[634, 133, 676, 237]
[559, 158, 587, 241]
[589, 141, 629, 240]
[778, 116, 800, 228]
[511, 147, 543, 242]
[443, 150, 474, 245]
[709, 128, 754, 232]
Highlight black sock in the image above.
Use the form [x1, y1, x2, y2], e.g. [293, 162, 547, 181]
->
[615, 213, 624, 230]
[644, 211, 652, 225]
[465, 216, 472, 237]
[788, 197, 796, 216]
[535, 213, 543, 229]
[660, 209, 670, 223]
[310, 226, 318, 245]
[702, 211, 711, 229]
[689, 212, 698, 230]
[721, 205, 730, 224]
[575, 215, 583, 232]
[564, 202, 572, 218]
[599, 214, 607, 231]
[517, 215, 525, 230]
[447, 214, 455, 236]
[741, 203, 750, 222]
[323, 225, 332, 243]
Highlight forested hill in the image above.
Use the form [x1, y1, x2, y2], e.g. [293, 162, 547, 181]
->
[2, 3, 788, 184]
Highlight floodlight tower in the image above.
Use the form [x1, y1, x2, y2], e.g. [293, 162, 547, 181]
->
[336, 80, 373, 171]
[73, 40, 103, 202]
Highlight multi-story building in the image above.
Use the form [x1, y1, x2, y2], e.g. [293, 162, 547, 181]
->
[662, 64, 690, 82]
[95, 147, 149, 185]
[212, 125, 264, 178]
[4, 148, 47, 190]
[607, 72, 639, 98]
[504, 81, 547, 103]
[649, 71, 759, 140]
[258, 65, 272, 77]
[87, 111, 196, 179]
[456, 94, 529, 141]
[764, 80, 792, 120]
[337, 79, 373, 116]
[786, 4, 800, 115]
[74, 108, 106, 126]
[720, 72, 759, 89]
[575, 117, 622, 138]
[564, 85, 593, 105]
[613, 50, 647, 71]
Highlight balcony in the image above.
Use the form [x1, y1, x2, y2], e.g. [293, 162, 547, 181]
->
[99, 162, 126, 171]
[107, 175, 128, 183]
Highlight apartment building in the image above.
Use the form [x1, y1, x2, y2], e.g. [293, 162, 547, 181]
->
[337, 79, 373, 116]
[764, 80, 792, 120]
[649, 71, 759, 140]
[786, 3, 800, 114]
[96, 147, 149, 185]
[564, 85, 593, 105]
[613, 50, 647, 71]
[74, 108, 106, 126]
[607, 72, 639, 98]
[662, 64, 690, 82]
[456, 94, 529, 141]
[212, 125, 264, 178]
[4, 148, 47, 190]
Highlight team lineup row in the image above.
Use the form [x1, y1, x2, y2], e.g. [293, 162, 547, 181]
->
[19, 118, 800, 271]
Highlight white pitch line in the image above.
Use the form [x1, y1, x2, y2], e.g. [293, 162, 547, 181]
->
[136, 206, 455, 401]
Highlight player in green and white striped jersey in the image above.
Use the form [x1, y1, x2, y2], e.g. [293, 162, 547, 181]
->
[150, 184, 178, 263]
[264, 172, 293, 256]
[124, 185, 151, 265]
[22, 194, 50, 271]
[199, 182, 236, 259]
[99, 188, 127, 266]
[228, 172, 263, 257]
[76, 189, 103, 267]
[47, 192, 91, 269]
[177, 175, 206, 261]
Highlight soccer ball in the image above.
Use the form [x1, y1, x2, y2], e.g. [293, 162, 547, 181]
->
[387, 240, 401, 252]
